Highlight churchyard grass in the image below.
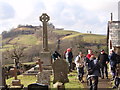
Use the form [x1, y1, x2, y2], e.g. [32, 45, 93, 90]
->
[65, 70, 84, 89]
[6, 70, 83, 89]
[6, 75, 37, 87]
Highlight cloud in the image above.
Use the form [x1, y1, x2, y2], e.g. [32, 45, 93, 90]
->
[0, 2, 15, 20]
[0, 0, 119, 34]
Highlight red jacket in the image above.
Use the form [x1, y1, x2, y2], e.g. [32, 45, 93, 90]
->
[86, 54, 94, 60]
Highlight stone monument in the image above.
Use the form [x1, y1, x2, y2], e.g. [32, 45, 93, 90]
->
[36, 58, 51, 85]
[10, 66, 23, 88]
[52, 59, 69, 84]
[10, 60, 23, 88]
[39, 13, 52, 66]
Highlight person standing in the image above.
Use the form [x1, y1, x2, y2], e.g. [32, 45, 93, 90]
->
[98, 49, 109, 79]
[75, 52, 84, 83]
[65, 48, 73, 72]
[52, 51, 61, 62]
[109, 50, 117, 80]
[86, 49, 94, 60]
[85, 49, 94, 71]
[87, 55, 101, 90]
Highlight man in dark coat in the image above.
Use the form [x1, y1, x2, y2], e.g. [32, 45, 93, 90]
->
[87, 55, 101, 90]
[109, 50, 117, 80]
[52, 51, 61, 61]
[98, 49, 109, 79]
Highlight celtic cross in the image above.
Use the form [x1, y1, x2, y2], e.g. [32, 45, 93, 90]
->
[40, 13, 50, 52]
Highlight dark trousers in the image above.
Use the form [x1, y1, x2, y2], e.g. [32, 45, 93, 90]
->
[101, 64, 108, 78]
[114, 77, 120, 87]
[89, 76, 98, 90]
[77, 67, 84, 81]
[111, 67, 116, 78]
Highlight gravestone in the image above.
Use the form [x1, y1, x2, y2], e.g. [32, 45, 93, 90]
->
[39, 13, 52, 67]
[52, 59, 69, 84]
[28, 83, 48, 90]
[10, 66, 23, 88]
[36, 58, 51, 85]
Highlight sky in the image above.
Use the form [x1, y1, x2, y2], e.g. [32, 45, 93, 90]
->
[0, 0, 119, 34]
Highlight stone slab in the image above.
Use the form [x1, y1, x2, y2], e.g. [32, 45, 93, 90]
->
[36, 71, 51, 85]
[52, 59, 69, 84]
[39, 52, 52, 66]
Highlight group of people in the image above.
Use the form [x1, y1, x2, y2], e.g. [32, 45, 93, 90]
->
[52, 48, 120, 90]
[75, 49, 120, 90]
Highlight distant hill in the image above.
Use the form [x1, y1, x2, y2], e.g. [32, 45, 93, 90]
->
[1, 25, 107, 64]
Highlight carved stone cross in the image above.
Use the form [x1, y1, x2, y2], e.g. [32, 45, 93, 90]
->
[36, 58, 43, 72]
[39, 13, 50, 52]
[13, 67, 17, 80]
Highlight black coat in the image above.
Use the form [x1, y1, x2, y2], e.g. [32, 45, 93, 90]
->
[88, 59, 101, 76]
[98, 53, 109, 64]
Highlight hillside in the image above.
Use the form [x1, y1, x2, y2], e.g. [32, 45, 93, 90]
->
[1, 29, 107, 64]
[2, 30, 106, 49]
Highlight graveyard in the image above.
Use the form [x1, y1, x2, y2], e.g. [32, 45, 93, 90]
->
[0, 13, 115, 90]
[1, 1, 120, 89]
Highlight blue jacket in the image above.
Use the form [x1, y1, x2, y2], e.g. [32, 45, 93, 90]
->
[109, 52, 117, 67]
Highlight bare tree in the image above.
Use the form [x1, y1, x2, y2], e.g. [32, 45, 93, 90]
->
[4, 44, 26, 68]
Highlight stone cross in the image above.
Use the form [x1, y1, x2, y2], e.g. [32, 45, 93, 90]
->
[39, 13, 50, 52]
[13, 67, 18, 80]
[36, 58, 51, 85]
[36, 58, 43, 72]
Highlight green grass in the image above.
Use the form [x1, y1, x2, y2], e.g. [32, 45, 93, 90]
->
[1, 30, 107, 51]
[22, 62, 36, 65]
[65, 71, 83, 89]
[82, 34, 106, 43]
[53, 30, 79, 35]
[9, 35, 39, 45]
[62, 33, 82, 40]
[6, 75, 36, 87]
[61, 32, 106, 44]
[6, 70, 83, 89]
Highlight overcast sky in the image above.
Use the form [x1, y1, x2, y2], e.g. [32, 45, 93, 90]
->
[0, 0, 119, 34]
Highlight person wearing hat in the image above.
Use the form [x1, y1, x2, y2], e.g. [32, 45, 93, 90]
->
[65, 48, 73, 72]
[98, 49, 109, 79]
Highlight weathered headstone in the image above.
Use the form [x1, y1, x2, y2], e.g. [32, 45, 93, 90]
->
[11, 67, 22, 88]
[36, 58, 51, 85]
[28, 83, 48, 90]
[52, 59, 69, 84]
[10, 66, 23, 88]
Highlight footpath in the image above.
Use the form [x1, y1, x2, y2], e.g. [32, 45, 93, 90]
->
[82, 75, 113, 89]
